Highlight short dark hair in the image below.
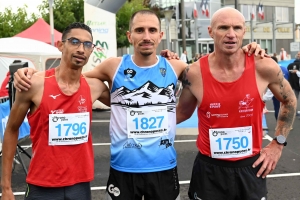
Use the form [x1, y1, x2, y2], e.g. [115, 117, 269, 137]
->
[129, 10, 161, 31]
[62, 22, 93, 41]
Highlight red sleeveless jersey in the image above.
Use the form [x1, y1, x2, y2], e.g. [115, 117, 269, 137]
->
[197, 54, 264, 161]
[26, 68, 94, 187]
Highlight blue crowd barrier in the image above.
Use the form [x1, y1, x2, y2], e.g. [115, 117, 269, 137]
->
[0, 100, 30, 141]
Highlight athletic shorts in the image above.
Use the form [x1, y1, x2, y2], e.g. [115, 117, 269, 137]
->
[24, 182, 91, 200]
[105, 166, 180, 200]
[188, 152, 267, 200]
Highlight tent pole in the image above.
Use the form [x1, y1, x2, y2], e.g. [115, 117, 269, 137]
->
[48, 0, 55, 46]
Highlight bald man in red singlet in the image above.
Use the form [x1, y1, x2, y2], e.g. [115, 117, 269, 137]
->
[177, 7, 296, 200]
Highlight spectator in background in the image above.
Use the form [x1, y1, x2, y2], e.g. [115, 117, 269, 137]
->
[192, 53, 200, 62]
[263, 56, 290, 121]
[287, 51, 300, 116]
[280, 48, 287, 60]
[273, 53, 278, 62]
[180, 50, 189, 63]
[264, 48, 268, 55]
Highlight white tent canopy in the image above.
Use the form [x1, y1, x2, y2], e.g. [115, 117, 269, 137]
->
[0, 37, 61, 72]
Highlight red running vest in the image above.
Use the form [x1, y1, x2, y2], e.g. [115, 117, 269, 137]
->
[26, 68, 94, 187]
[197, 54, 264, 161]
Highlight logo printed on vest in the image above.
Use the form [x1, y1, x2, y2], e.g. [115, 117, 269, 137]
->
[78, 106, 87, 113]
[239, 94, 254, 113]
[51, 109, 64, 114]
[123, 141, 142, 149]
[210, 102, 221, 108]
[124, 68, 136, 82]
[159, 138, 172, 148]
[49, 94, 61, 99]
[78, 95, 86, 105]
[160, 67, 166, 77]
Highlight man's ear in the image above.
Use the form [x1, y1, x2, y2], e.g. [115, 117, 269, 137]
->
[126, 31, 132, 44]
[208, 26, 213, 38]
[57, 40, 64, 52]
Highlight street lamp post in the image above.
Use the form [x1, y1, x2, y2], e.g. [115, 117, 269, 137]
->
[48, 0, 54, 46]
[164, 9, 175, 50]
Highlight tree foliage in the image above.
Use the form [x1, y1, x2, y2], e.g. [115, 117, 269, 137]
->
[38, 0, 84, 33]
[116, 0, 149, 48]
[0, 6, 38, 38]
[0, 0, 161, 49]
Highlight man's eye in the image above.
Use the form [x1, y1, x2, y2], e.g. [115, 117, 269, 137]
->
[71, 39, 80, 44]
[84, 42, 92, 48]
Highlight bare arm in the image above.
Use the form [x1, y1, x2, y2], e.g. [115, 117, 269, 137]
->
[253, 58, 296, 178]
[85, 77, 111, 107]
[83, 57, 121, 87]
[98, 87, 110, 107]
[176, 64, 198, 124]
[1, 89, 33, 198]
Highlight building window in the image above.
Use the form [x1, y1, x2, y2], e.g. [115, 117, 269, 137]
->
[240, 5, 256, 21]
[259, 39, 273, 55]
[276, 7, 288, 22]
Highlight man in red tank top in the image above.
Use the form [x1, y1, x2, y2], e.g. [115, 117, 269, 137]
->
[177, 7, 296, 200]
[1, 22, 110, 200]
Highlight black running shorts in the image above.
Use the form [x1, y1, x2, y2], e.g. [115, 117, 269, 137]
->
[188, 152, 267, 200]
[24, 182, 91, 200]
[105, 167, 180, 200]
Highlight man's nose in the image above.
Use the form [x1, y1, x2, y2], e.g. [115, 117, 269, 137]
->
[226, 27, 235, 37]
[76, 42, 85, 53]
[143, 30, 151, 40]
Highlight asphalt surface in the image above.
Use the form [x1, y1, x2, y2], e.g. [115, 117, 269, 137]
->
[0, 100, 299, 200]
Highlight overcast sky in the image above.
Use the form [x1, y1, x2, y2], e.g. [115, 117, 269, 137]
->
[0, 0, 299, 23]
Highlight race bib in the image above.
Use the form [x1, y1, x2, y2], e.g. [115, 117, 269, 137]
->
[49, 112, 90, 145]
[127, 106, 168, 138]
[209, 126, 253, 158]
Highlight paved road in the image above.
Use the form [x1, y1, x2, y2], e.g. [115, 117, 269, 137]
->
[1, 100, 300, 200]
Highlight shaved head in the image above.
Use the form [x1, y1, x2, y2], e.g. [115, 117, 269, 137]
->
[211, 7, 245, 28]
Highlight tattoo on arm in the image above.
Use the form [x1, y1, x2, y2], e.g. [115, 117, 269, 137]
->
[276, 69, 297, 136]
[276, 69, 289, 100]
[182, 65, 191, 88]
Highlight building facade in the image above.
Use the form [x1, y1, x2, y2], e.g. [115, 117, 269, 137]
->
[145, 0, 299, 59]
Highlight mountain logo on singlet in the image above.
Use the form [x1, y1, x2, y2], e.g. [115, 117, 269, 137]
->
[159, 67, 166, 77]
[124, 68, 136, 81]
[111, 81, 176, 108]
[49, 94, 61, 99]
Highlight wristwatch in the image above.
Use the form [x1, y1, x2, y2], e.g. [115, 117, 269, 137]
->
[273, 135, 287, 146]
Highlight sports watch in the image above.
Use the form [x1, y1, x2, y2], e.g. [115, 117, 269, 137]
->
[273, 135, 287, 146]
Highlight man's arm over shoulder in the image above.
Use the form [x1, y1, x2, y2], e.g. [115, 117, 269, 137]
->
[85, 77, 110, 107]
[176, 62, 200, 124]
[83, 57, 122, 83]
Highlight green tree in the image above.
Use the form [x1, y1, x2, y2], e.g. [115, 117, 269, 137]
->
[38, 0, 84, 33]
[116, 0, 149, 48]
[0, 6, 38, 38]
